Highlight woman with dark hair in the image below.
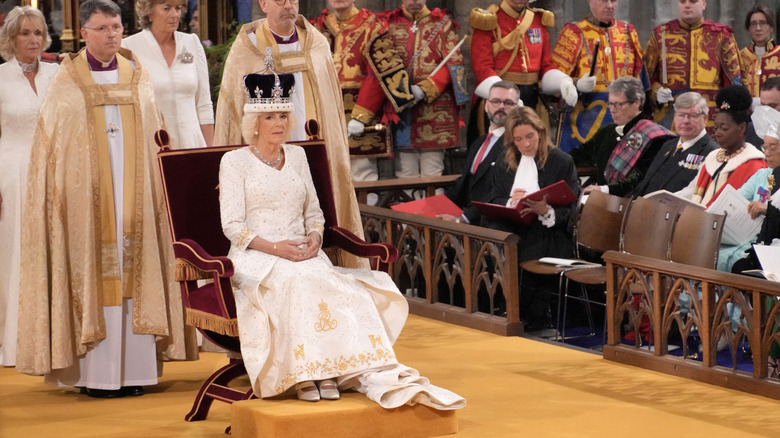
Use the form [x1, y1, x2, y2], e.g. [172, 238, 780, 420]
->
[686, 85, 767, 207]
[741, 4, 780, 97]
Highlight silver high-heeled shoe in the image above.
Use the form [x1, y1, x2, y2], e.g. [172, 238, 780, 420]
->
[296, 381, 320, 402]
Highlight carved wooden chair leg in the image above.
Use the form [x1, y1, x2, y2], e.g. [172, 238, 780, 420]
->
[185, 359, 251, 422]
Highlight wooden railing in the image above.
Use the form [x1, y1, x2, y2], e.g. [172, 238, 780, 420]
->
[360, 205, 522, 336]
[602, 251, 780, 399]
[353, 175, 459, 206]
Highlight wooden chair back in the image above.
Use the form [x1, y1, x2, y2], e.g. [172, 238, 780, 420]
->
[575, 190, 631, 257]
[669, 206, 726, 269]
[620, 197, 681, 260]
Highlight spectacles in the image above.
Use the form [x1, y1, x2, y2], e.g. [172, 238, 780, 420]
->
[750, 21, 770, 28]
[488, 98, 518, 107]
[607, 101, 632, 109]
[272, 0, 299, 5]
[84, 24, 124, 35]
[675, 111, 706, 121]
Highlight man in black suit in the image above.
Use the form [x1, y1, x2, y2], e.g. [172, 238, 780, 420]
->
[439, 81, 521, 224]
[630, 92, 718, 198]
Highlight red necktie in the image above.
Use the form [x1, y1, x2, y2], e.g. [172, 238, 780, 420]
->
[471, 132, 493, 174]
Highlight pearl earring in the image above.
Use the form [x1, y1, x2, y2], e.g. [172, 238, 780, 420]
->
[254, 131, 259, 136]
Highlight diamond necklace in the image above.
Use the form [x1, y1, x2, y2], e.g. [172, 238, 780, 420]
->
[18, 59, 38, 73]
[252, 146, 282, 168]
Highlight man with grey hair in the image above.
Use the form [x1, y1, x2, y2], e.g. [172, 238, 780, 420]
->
[571, 77, 676, 197]
[17, 0, 192, 398]
[630, 92, 718, 197]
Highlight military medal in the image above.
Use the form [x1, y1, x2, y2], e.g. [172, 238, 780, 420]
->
[411, 21, 418, 34]
[527, 28, 541, 45]
[105, 123, 119, 138]
[178, 47, 194, 64]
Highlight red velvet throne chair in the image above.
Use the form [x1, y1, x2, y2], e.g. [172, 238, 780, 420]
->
[156, 120, 398, 422]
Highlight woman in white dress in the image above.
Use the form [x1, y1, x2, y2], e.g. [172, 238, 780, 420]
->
[0, 6, 58, 367]
[122, 0, 213, 149]
[219, 72, 464, 409]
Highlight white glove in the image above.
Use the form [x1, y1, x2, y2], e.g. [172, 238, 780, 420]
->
[347, 119, 365, 137]
[474, 75, 501, 99]
[411, 85, 425, 103]
[657, 87, 674, 104]
[541, 69, 577, 106]
[559, 77, 578, 107]
[576, 74, 597, 93]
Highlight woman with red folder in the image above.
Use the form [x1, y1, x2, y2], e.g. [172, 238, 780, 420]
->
[485, 106, 580, 331]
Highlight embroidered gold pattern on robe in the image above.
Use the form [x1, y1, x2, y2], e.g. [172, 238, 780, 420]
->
[315, 299, 338, 332]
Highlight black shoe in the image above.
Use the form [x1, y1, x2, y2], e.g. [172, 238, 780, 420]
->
[85, 388, 125, 399]
[122, 386, 145, 397]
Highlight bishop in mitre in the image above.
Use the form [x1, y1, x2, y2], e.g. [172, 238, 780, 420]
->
[214, 0, 366, 268]
[16, 0, 195, 398]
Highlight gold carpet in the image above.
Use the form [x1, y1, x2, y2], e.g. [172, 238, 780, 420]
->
[2, 315, 780, 437]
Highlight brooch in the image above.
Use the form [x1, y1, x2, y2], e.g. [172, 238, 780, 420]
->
[626, 132, 643, 149]
[178, 47, 194, 64]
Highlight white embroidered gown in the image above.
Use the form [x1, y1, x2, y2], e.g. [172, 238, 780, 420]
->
[219, 146, 464, 409]
[122, 30, 213, 149]
[0, 58, 58, 366]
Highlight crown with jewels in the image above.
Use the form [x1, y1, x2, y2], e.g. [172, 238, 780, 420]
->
[243, 71, 295, 113]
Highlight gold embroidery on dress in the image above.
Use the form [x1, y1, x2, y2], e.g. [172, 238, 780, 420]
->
[294, 344, 305, 360]
[369, 334, 383, 348]
[274, 347, 396, 394]
[314, 299, 338, 331]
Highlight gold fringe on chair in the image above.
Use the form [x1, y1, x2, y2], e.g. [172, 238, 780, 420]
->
[185, 308, 240, 337]
[176, 258, 211, 282]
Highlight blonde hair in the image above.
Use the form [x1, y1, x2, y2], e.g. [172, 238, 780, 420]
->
[502, 106, 552, 171]
[0, 6, 51, 61]
[135, 0, 187, 30]
[240, 111, 297, 145]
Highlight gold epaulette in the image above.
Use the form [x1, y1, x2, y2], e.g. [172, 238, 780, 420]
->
[531, 8, 554, 28]
[468, 5, 499, 31]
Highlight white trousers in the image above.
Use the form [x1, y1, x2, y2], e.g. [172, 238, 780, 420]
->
[44, 298, 158, 390]
[394, 150, 445, 179]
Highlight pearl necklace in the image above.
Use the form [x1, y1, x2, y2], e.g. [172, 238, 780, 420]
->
[716, 145, 746, 163]
[18, 59, 38, 73]
[252, 146, 282, 168]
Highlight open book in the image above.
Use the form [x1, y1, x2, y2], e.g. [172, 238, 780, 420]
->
[472, 180, 578, 225]
[705, 185, 763, 246]
[538, 257, 601, 267]
[644, 189, 704, 211]
[646, 185, 763, 246]
[748, 244, 780, 281]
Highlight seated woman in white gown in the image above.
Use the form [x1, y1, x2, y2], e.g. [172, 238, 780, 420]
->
[218, 72, 465, 409]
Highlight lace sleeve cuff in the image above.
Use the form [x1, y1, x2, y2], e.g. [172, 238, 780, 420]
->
[234, 227, 256, 250]
[306, 221, 325, 238]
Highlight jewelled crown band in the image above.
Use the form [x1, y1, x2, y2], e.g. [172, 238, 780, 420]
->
[243, 52, 296, 113]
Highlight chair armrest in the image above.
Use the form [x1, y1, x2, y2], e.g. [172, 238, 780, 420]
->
[325, 226, 398, 271]
[174, 239, 234, 277]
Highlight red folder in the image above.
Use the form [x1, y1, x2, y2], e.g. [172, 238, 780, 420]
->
[472, 180, 578, 225]
[390, 194, 464, 218]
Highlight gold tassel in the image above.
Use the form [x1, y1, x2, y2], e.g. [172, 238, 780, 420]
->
[185, 308, 239, 337]
[175, 258, 211, 282]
